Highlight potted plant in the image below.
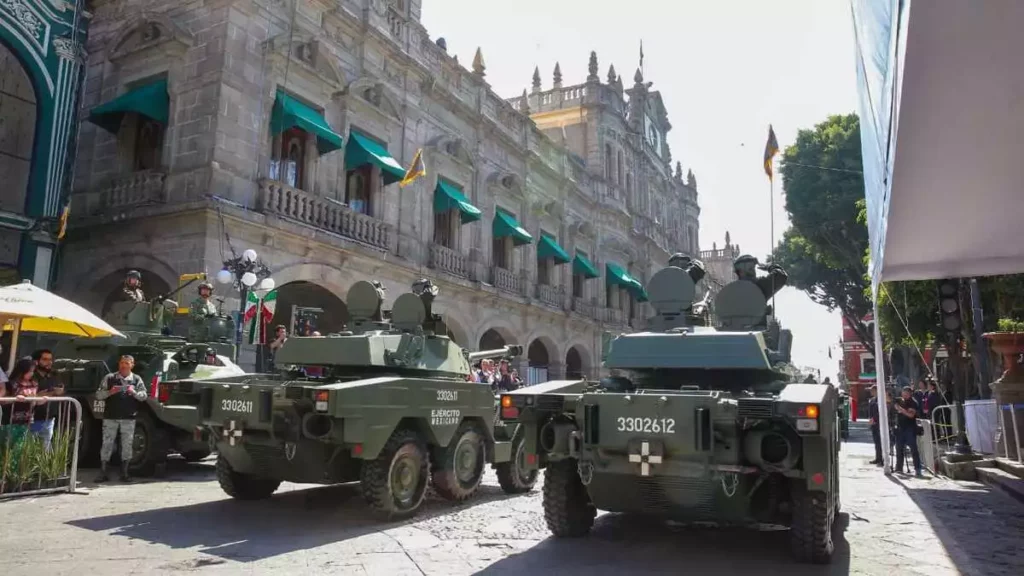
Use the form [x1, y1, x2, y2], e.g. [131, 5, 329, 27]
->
[984, 318, 1024, 459]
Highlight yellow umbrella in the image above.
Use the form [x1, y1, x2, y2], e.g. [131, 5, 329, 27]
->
[0, 280, 124, 368]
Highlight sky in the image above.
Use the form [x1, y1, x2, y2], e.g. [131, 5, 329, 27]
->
[422, 0, 859, 380]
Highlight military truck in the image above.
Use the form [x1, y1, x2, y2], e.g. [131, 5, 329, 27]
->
[498, 264, 842, 564]
[52, 283, 244, 475]
[190, 279, 537, 519]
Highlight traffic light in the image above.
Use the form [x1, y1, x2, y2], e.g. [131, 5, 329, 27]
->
[936, 278, 962, 344]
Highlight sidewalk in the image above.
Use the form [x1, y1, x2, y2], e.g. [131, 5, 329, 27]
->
[843, 422, 1024, 576]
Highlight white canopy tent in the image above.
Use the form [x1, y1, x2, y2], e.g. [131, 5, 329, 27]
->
[851, 0, 1024, 471]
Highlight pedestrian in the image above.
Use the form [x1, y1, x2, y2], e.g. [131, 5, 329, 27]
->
[1, 358, 47, 432]
[267, 325, 287, 372]
[894, 385, 924, 478]
[30, 349, 64, 449]
[94, 355, 148, 483]
[491, 359, 519, 394]
[868, 386, 883, 466]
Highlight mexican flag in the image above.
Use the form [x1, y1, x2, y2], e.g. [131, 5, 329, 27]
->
[244, 289, 278, 345]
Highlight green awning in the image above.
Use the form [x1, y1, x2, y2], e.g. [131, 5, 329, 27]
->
[434, 180, 482, 224]
[88, 78, 169, 134]
[269, 90, 343, 155]
[606, 262, 646, 300]
[573, 252, 599, 278]
[537, 234, 571, 264]
[346, 131, 407, 186]
[493, 210, 533, 246]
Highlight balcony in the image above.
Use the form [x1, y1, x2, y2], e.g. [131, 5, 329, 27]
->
[258, 179, 393, 252]
[572, 297, 598, 320]
[80, 170, 167, 215]
[603, 307, 625, 326]
[491, 266, 521, 295]
[535, 283, 565, 310]
[429, 243, 468, 278]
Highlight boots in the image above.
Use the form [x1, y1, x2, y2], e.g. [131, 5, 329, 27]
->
[120, 462, 133, 483]
[95, 463, 109, 483]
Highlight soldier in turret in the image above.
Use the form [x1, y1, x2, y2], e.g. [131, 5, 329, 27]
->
[667, 253, 707, 285]
[189, 282, 219, 320]
[121, 270, 145, 303]
[733, 254, 788, 300]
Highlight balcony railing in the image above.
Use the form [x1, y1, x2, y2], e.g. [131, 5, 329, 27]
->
[603, 307, 625, 326]
[258, 179, 392, 251]
[90, 170, 167, 214]
[536, 283, 564, 309]
[429, 243, 468, 278]
[572, 297, 598, 320]
[492, 266, 521, 295]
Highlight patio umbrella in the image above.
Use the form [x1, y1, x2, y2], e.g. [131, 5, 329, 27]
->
[0, 280, 124, 369]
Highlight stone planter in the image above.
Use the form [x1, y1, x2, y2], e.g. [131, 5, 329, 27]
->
[983, 331, 1024, 459]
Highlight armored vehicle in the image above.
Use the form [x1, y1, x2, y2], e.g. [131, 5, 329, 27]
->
[191, 279, 537, 519]
[498, 264, 842, 564]
[52, 279, 243, 475]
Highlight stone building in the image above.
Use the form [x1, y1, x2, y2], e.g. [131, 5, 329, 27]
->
[61, 0, 709, 378]
[0, 1, 87, 288]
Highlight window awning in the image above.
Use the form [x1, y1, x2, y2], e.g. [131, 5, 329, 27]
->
[537, 234, 570, 264]
[88, 78, 169, 134]
[573, 251, 599, 278]
[346, 131, 407, 186]
[606, 262, 647, 301]
[493, 210, 533, 246]
[269, 90, 343, 155]
[434, 180, 482, 224]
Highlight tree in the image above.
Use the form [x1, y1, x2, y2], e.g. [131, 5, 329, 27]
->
[773, 114, 874, 350]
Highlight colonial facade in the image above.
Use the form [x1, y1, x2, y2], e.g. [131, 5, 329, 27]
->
[61, 0, 710, 378]
[0, 0, 87, 288]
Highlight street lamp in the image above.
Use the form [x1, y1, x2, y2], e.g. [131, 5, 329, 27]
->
[217, 250, 274, 361]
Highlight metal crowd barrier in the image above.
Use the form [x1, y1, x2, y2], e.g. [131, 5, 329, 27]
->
[999, 402, 1024, 463]
[0, 396, 82, 499]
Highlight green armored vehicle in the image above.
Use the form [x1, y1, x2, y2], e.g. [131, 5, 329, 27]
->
[191, 279, 537, 519]
[499, 263, 842, 564]
[52, 279, 244, 475]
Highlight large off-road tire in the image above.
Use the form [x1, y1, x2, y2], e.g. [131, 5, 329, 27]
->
[361, 429, 430, 520]
[216, 453, 281, 500]
[495, 427, 538, 495]
[543, 459, 596, 537]
[128, 412, 169, 477]
[789, 484, 835, 564]
[181, 449, 211, 463]
[77, 412, 102, 468]
[431, 422, 486, 502]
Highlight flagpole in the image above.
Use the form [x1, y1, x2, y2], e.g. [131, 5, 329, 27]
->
[770, 161, 775, 315]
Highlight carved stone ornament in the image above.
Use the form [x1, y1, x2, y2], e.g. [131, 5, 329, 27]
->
[108, 14, 194, 62]
[345, 77, 402, 121]
[266, 35, 344, 91]
[427, 134, 474, 166]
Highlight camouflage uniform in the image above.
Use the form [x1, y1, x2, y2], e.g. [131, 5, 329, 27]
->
[121, 270, 146, 303]
[95, 371, 147, 481]
[189, 296, 218, 319]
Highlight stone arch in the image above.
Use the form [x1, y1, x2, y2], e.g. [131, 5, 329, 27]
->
[565, 343, 594, 380]
[91, 267, 174, 317]
[0, 40, 37, 218]
[74, 251, 179, 313]
[264, 261, 350, 303]
[478, 327, 509, 351]
[437, 312, 469, 348]
[472, 317, 519, 350]
[268, 280, 349, 336]
[525, 334, 560, 383]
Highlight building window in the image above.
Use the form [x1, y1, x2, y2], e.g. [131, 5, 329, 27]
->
[861, 356, 876, 375]
[606, 285, 617, 309]
[269, 127, 308, 189]
[605, 144, 612, 180]
[626, 174, 633, 206]
[345, 164, 373, 215]
[617, 150, 624, 186]
[493, 236, 510, 269]
[434, 210, 456, 248]
[572, 273, 584, 298]
[537, 255, 552, 286]
[133, 117, 164, 171]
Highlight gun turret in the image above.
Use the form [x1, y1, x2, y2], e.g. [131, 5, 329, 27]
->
[467, 345, 524, 362]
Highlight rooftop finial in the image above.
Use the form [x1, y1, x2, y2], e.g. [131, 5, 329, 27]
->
[587, 51, 599, 82]
[674, 161, 683, 180]
[607, 64, 617, 84]
[553, 62, 563, 88]
[472, 47, 486, 77]
[687, 169, 696, 189]
[725, 231, 731, 247]
[521, 88, 530, 114]
[634, 67, 644, 85]
[532, 65, 541, 93]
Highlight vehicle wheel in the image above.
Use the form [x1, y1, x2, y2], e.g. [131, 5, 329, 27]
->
[216, 454, 281, 500]
[789, 483, 835, 564]
[431, 422, 485, 502]
[128, 412, 168, 477]
[361, 428, 430, 520]
[77, 412, 102, 468]
[496, 427, 538, 495]
[543, 459, 596, 537]
[181, 449, 211, 463]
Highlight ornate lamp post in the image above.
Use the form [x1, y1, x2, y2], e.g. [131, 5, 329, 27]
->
[216, 249, 275, 362]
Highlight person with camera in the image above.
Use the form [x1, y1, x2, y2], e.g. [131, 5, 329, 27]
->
[894, 385, 924, 478]
[94, 355, 148, 483]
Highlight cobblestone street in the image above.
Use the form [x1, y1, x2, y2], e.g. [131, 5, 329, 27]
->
[1, 423, 1022, 575]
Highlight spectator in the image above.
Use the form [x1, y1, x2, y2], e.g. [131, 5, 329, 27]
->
[923, 379, 941, 419]
[491, 359, 519, 394]
[94, 355, 148, 483]
[30, 349, 63, 449]
[267, 325, 287, 372]
[894, 385, 924, 478]
[868, 386, 883, 466]
[1, 358, 48, 437]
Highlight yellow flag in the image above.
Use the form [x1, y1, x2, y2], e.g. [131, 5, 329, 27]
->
[57, 202, 70, 240]
[400, 148, 426, 187]
[763, 124, 780, 181]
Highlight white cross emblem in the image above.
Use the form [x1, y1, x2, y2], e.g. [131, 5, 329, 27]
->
[628, 441, 663, 476]
[223, 420, 243, 446]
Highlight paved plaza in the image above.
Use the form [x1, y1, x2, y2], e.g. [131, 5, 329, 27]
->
[1, 423, 1022, 575]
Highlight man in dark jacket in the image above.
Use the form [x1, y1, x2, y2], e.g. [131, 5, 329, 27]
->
[94, 355, 148, 483]
[894, 386, 924, 477]
[868, 386, 883, 465]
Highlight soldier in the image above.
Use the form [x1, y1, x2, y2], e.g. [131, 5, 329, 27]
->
[189, 282, 219, 320]
[94, 355, 148, 483]
[121, 270, 145, 303]
[732, 254, 788, 301]
[667, 253, 707, 285]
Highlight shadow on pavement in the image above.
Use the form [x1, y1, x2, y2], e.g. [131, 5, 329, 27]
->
[74, 456, 217, 489]
[66, 481, 518, 561]
[476, 513, 852, 576]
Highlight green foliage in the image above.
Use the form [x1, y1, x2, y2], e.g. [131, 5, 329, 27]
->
[876, 281, 937, 347]
[775, 113, 873, 347]
[997, 318, 1024, 333]
[0, 425, 74, 494]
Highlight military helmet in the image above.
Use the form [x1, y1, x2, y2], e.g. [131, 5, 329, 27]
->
[668, 253, 692, 267]
[126, 270, 142, 280]
[733, 254, 759, 267]
[198, 281, 214, 292]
